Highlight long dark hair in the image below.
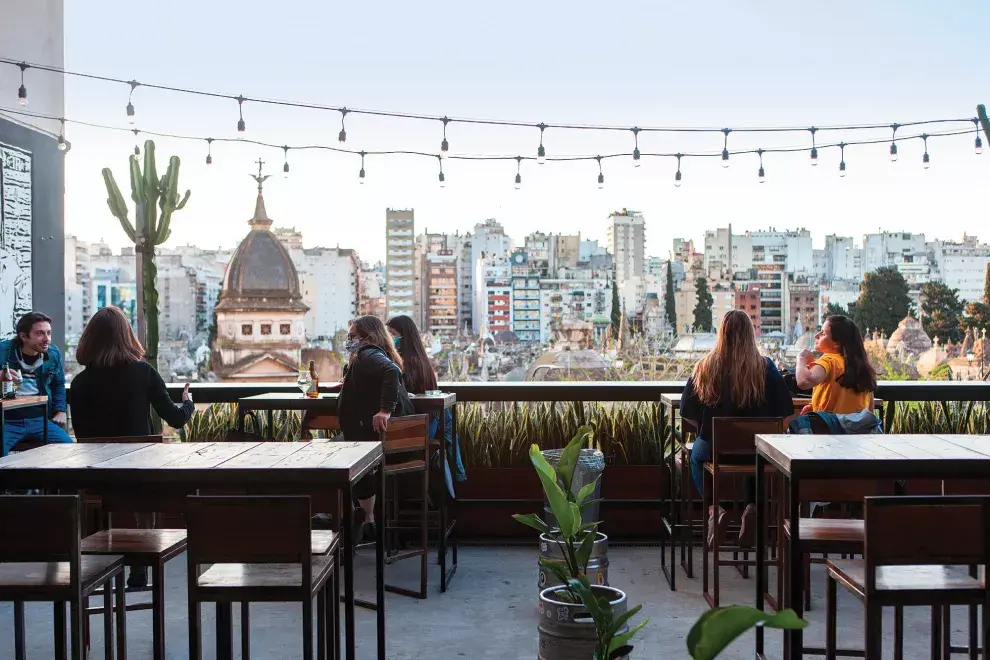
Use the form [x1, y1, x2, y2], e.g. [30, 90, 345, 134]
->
[76, 307, 145, 368]
[386, 315, 437, 394]
[351, 316, 403, 370]
[693, 309, 765, 407]
[827, 315, 876, 394]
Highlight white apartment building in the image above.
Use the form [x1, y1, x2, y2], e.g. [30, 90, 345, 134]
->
[861, 232, 927, 274]
[704, 227, 814, 276]
[291, 247, 360, 339]
[385, 209, 416, 320]
[930, 235, 990, 301]
[822, 235, 864, 282]
[474, 255, 512, 335]
[607, 210, 646, 283]
[538, 273, 609, 343]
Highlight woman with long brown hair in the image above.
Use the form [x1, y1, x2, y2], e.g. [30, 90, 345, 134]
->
[70, 306, 194, 438]
[681, 309, 793, 547]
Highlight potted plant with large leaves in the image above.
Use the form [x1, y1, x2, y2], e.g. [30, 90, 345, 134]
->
[687, 606, 807, 659]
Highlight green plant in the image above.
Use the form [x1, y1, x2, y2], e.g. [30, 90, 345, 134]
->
[103, 140, 190, 377]
[179, 403, 304, 441]
[686, 606, 806, 660]
[566, 577, 648, 660]
[512, 427, 600, 601]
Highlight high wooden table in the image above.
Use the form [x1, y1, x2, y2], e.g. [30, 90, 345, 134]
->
[754, 433, 990, 660]
[0, 440, 387, 660]
[237, 391, 460, 590]
[0, 395, 50, 457]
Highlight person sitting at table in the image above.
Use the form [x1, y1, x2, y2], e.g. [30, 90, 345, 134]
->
[386, 314, 467, 496]
[338, 315, 415, 543]
[0, 311, 73, 455]
[681, 309, 794, 549]
[69, 306, 195, 438]
[796, 314, 876, 415]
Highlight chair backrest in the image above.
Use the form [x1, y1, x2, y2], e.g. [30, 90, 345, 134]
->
[185, 495, 311, 566]
[381, 414, 431, 456]
[76, 434, 165, 444]
[864, 495, 990, 588]
[711, 417, 784, 460]
[0, 495, 81, 566]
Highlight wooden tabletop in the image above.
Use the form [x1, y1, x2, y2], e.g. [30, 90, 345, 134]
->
[1, 394, 48, 410]
[238, 391, 457, 411]
[756, 434, 990, 480]
[0, 441, 382, 490]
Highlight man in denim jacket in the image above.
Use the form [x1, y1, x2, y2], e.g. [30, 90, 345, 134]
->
[0, 311, 73, 455]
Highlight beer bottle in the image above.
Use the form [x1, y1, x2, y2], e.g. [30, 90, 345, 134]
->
[307, 360, 319, 399]
[1, 363, 13, 400]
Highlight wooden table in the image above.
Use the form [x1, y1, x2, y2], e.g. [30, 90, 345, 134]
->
[0, 395, 50, 457]
[0, 441, 387, 660]
[237, 391, 460, 591]
[754, 433, 990, 660]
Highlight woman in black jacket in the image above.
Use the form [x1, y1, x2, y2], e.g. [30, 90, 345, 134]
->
[338, 315, 414, 539]
[70, 306, 195, 438]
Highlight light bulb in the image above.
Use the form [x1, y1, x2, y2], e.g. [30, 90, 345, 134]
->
[889, 143, 898, 162]
[633, 148, 641, 167]
[17, 85, 27, 106]
[338, 129, 347, 143]
[359, 168, 366, 184]
[839, 161, 846, 177]
[537, 144, 546, 165]
[57, 136, 67, 151]
[923, 152, 930, 169]
[283, 161, 290, 174]
[597, 173, 604, 190]
[758, 166, 765, 183]
[674, 170, 682, 187]
[126, 102, 135, 123]
[439, 171, 446, 188]
[514, 173, 522, 190]
[237, 118, 245, 132]
[810, 148, 818, 166]
[206, 154, 213, 165]
[440, 138, 449, 159]
[134, 145, 140, 156]
[976, 136, 983, 155]
[721, 149, 730, 168]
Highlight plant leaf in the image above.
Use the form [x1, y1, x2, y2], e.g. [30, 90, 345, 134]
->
[686, 607, 806, 660]
[608, 645, 634, 659]
[566, 578, 605, 624]
[512, 513, 550, 534]
[556, 431, 583, 494]
[576, 527, 597, 573]
[529, 444, 575, 537]
[608, 617, 649, 654]
[608, 603, 643, 636]
[576, 478, 599, 506]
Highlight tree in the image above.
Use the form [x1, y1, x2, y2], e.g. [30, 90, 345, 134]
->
[693, 277, 714, 332]
[962, 301, 990, 332]
[665, 260, 677, 336]
[920, 281, 964, 343]
[610, 280, 621, 339]
[984, 262, 990, 306]
[823, 302, 847, 319]
[852, 267, 911, 336]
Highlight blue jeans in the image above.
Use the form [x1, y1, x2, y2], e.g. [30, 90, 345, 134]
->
[689, 435, 755, 503]
[2, 417, 73, 456]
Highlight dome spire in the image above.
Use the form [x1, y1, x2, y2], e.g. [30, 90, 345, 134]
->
[249, 158, 273, 229]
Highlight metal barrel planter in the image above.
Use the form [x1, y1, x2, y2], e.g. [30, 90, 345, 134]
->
[537, 584, 628, 660]
[540, 448, 605, 527]
[538, 532, 609, 592]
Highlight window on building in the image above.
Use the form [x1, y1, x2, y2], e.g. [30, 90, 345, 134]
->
[280, 323, 291, 335]
[261, 324, 272, 335]
[241, 324, 253, 336]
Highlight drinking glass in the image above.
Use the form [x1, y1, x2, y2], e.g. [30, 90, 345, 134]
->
[296, 370, 312, 396]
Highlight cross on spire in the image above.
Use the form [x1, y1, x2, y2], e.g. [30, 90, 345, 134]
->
[250, 158, 271, 193]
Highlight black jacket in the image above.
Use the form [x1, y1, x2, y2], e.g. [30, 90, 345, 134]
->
[69, 360, 195, 438]
[338, 345, 415, 441]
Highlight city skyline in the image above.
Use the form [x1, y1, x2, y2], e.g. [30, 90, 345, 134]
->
[31, 0, 990, 263]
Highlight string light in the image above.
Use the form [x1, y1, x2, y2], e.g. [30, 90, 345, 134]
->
[132, 128, 140, 156]
[359, 151, 366, 184]
[596, 156, 604, 189]
[438, 156, 445, 188]
[126, 81, 138, 123]
[757, 148, 766, 183]
[974, 119, 983, 155]
[721, 128, 731, 168]
[537, 123, 547, 165]
[674, 154, 682, 187]
[809, 127, 818, 166]
[282, 146, 290, 174]
[514, 156, 522, 190]
[921, 134, 930, 169]
[236, 95, 246, 132]
[632, 127, 641, 167]
[205, 138, 213, 165]
[838, 142, 847, 177]
[57, 118, 67, 151]
[889, 123, 899, 162]
[338, 108, 348, 143]
[17, 63, 28, 106]
[440, 117, 450, 159]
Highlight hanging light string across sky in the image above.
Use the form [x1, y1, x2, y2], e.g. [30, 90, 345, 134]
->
[2, 105, 979, 188]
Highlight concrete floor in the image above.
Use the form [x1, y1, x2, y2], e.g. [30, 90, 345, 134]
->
[0, 545, 978, 659]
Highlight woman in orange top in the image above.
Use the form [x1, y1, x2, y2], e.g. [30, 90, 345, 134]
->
[796, 315, 876, 413]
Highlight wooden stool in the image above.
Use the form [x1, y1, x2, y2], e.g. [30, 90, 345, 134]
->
[0, 494, 126, 660]
[185, 495, 337, 660]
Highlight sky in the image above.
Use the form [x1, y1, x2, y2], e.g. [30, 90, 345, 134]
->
[55, 0, 990, 263]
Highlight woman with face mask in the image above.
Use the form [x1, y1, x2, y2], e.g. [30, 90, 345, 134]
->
[337, 315, 415, 541]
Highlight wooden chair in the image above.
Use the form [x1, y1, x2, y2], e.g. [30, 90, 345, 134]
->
[670, 418, 699, 580]
[701, 417, 784, 609]
[185, 495, 337, 660]
[826, 495, 990, 660]
[76, 435, 184, 660]
[0, 494, 126, 660]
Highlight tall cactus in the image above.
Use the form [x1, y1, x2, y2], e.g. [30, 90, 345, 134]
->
[102, 140, 191, 372]
[979, 104, 990, 153]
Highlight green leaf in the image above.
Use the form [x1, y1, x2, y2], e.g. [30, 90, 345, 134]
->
[557, 434, 582, 494]
[566, 578, 605, 624]
[608, 603, 643, 637]
[608, 616, 648, 654]
[576, 528, 597, 573]
[576, 479, 599, 506]
[686, 607, 806, 660]
[608, 646, 633, 659]
[530, 444, 575, 538]
[539, 557, 571, 586]
[512, 513, 550, 534]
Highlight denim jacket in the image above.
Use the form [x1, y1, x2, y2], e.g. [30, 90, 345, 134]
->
[0, 339, 66, 416]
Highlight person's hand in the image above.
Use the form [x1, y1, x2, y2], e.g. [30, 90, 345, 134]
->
[372, 410, 391, 433]
[51, 411, 67, 426]
[800, 404, 814, 416]
[798, 349, 815, 365]
[181, 383, 193, 403]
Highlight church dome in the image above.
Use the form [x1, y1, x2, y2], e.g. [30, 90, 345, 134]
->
[215, 180, 307, 313]
[885, 314, 931, 355]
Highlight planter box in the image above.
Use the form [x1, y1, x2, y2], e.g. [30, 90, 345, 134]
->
[599, 465, 665, 540]
[456, 467, 543, 539]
